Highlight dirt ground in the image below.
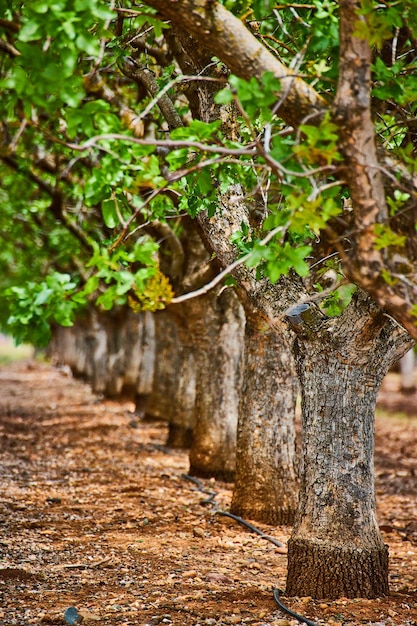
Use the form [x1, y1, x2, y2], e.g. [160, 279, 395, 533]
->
[0, 360, 416, 626]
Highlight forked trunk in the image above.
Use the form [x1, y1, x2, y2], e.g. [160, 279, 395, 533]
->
[231, 299, 299, 524]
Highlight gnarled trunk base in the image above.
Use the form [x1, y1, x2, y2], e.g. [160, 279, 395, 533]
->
[287, 538, 388, 599]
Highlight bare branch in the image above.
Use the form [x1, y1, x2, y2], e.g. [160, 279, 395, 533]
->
[120, 57, 183, 130]
[170, 225, 287, 303]
[58, 132, 258, 157]
[0, 38, 20, 57]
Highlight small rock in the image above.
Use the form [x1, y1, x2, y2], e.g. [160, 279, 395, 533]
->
[193, 526, 205, 538]
[64, 607, 82, 625]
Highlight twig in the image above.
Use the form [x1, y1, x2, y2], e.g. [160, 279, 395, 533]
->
[50, 556, 112, 571]
[170, 225, 287, 304]
[58, 133, 257, 157]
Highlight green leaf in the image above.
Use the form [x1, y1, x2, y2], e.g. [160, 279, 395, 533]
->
[374, 224, 407, 250]
[75, 33, 99, 56]
[18, 20, 41, 42]
[214, 87, 234, 105]
[195, 169, 213, 195]
[102, 199, 118, 229]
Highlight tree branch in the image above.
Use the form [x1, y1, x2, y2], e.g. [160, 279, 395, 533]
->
[144, 0, 328, 128]
[0, 38, 20, 57]
[1, 155, 94, 253]
[120, 57, 183, 131]
[332, 0, 417, 338]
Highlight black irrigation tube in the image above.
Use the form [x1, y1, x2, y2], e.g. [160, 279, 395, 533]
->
[181, 474, 318, 626]
[182, 474, 285, 549]
[273, 588, 318, 626]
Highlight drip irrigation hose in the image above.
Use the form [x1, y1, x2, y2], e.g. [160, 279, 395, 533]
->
[181, 474, 318, 626]
[273, 588, 317, 626]
[182, 474, 284, 548]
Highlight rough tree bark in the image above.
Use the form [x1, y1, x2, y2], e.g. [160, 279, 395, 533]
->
[285, 292, 412, 598]
[141, 3, 417, 596]
[74, 310, 107, 394]
[164, 306, 196, 448]
[142, 310, 183, 419]
[48, 322, 88, 377]
[188, 286, 244, 480]
[160, 215, 244, 469]
[231, 295, 299, 525]
[195, 184, 414, 597]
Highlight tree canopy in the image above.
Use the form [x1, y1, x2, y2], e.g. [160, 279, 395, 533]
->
[1, 0, 417, 343]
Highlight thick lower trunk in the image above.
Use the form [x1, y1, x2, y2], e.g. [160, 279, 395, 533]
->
[85, 310, 109, 394]
[166, 315, 197, 448]
[286, 295, 412, 598]
[142, 310, 194, 446]
[288, 540, 388, 599]
[287, 350, 387, 597]
[188, 288, 244, 481]
[231, 301, 299, 524]
[48, 323, 88, 377]
[105, 310, 130, 397]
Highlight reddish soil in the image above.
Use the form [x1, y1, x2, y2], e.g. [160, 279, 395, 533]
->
[0, 360, 416, 626]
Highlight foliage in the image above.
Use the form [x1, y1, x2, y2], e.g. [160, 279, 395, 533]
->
[0, 0, 416, 342]
[5, 273, 81, 347]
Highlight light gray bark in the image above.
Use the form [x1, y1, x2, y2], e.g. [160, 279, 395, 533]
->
[48, 323, 87, 377]
[188, 286, 245, 480]
[286, 291, 413, 598]
[48, 308, 155, 399]
[143, 310, 182, 422]
[231, 298, 299, 525]
[399, 349, 416, 393]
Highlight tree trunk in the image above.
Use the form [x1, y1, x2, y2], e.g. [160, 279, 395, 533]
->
[104, 308, 130, 398]
[48, 323, 87, 377]
[166, 312, 197, 448]
[286, 292, 412, 598]
[400, 349, 415, 393]
[188, 287, 244, 481]
[81, 309, 108, 395]
[231, 298, 299, 525]
[143, 310, 183, 424]
[131, 310, 155, 406]
[156, 213, 245, 471]
[153, 18, 415, 597]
